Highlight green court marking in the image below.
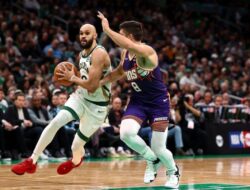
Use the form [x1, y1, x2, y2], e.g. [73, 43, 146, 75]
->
[174, 153, 250, 160]
[85, 153, 250, 162]
[2, 154, 250, 165]
[2, 154, 250, 167]
[106, 184, 250, 190]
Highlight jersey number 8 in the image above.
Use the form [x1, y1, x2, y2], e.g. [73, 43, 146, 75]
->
[131, 82, 142, 92]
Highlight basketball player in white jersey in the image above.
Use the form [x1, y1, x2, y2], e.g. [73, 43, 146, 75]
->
[11, 24, 112, 175]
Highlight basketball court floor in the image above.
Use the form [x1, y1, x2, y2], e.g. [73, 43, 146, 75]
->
[0, 155, 249, 190]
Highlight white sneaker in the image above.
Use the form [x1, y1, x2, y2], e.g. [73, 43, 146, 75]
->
[40, 152, 49, 160]
[144, 158, 161, 184]
[165, 165, 180, 189]
[107, 147, 120, 158]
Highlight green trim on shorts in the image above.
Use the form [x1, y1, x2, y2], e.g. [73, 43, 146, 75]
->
[84, 98, 109, 106]
[77, 130, 89, 142]
[61, 106, 79, 120]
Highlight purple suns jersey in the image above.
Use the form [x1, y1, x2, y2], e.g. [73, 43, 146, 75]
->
[123, 51, 168, 106]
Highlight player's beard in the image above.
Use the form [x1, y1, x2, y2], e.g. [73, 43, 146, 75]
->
[81, 38, 94, 49]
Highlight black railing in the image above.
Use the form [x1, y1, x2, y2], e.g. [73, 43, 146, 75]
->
[197, 105, 250, 124]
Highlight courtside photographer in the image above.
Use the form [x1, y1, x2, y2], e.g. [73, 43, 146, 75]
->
[178, 94, 208, 155]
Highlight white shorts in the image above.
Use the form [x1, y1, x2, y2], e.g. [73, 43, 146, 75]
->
[64, 91, 108, 138]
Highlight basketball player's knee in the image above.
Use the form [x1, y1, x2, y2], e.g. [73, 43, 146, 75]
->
[120, 119, 139, 142]
[151, 142, 160, 154]
[120, 127, 131, 142]
[153, 145, 172, 158]
[157, 148, 168, 157]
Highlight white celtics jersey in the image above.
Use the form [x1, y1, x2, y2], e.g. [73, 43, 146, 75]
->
[77, 45, 111, 104]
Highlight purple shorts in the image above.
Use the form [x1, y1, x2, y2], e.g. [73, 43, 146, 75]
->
[123, 99, 170, 125]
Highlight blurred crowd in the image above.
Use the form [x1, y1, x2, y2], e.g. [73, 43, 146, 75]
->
[0, 0, 250, 161]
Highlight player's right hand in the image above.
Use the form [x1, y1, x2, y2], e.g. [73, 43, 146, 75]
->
[97, 11, 110, 33]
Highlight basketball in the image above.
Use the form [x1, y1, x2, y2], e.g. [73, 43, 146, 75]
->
[53, 61, 79, 86]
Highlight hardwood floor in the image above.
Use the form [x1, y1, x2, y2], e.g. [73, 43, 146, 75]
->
[0, 156, 249, 190]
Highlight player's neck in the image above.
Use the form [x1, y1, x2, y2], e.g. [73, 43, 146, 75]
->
[83, 42, 97, 56]
[128, 52, 135, 60]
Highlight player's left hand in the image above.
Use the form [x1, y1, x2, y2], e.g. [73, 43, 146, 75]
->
[97, 11, 110, 32]
[56, 64, 75, 81]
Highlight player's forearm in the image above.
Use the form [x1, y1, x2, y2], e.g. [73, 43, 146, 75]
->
[70, 75, 97, 93]
[175, 110, 182, 123]
[185, 104, 201, 117]
[105, 28, 132, 49]
[101, 71, 123, 85]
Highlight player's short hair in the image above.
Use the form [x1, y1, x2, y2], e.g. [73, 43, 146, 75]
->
[119, 21, 143, 41]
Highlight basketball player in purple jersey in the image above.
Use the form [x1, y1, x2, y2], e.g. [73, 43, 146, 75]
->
[98, 12, 179, 188]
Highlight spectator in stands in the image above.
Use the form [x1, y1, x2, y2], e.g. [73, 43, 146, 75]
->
[58, 91, 68, 106]
[220, 81, 230, 94]
[175, 62, 185, 82]
[0, 86, 8, 113]
[19, 34, 43, 64]
[28, 92, 55, 159]
[47, 89, 60, 116]
[3, 90, 36, 159]
[231, 80, 245, 98]
[28, 92, 51, 129]
[5, 87, 16, 107]
[240, 97, 250, 123]
[43, 39, 63, 59]
[203, 90, 213, 106]
[210, 94, 223, 123]
[0, 104, 4, 150]
[196, 90, 213, 107]
[23, 0, 40, 11]
[212, 79, 221, 94]
[242, 59, 250, 85]
[0, 108, 11, 160]
[168, 82, 180, 98]
[193, 90, 204, 105]
[5, 37, 22, 59]
[38, 32, 51, 50]
[243, 97, 250, 108]
[178, 94, 207, 155]
[222, 93, 230, 106]
[169, 96, 186, 155]
[179, 67, 196, 91]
